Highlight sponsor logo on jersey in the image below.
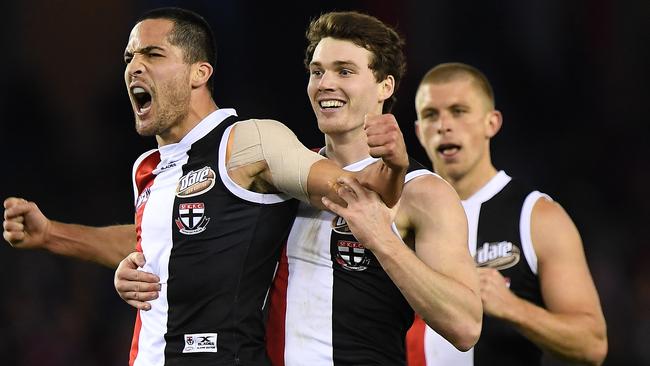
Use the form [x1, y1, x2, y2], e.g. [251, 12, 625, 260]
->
[475, 241, 521, 270]
[176, 167, 216, 198]
[331, 215, 352, 234]
[135, 187, 151, 210]
[175, 202, 210, 235]
[183, 333, 217, 353]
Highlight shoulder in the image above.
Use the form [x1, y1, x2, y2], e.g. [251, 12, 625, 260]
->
[530, 196, 582, 259]
[400, 174, 465, 229]
[403, 173, 458, 204]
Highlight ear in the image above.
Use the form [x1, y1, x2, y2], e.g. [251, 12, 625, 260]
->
[378, 75, 395, 102]
[190, 61, 213, 89]
[485, 110, 502, 138]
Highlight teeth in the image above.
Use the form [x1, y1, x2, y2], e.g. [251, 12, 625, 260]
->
[133, 87, 146, 95]
[320, 100, 344, 108]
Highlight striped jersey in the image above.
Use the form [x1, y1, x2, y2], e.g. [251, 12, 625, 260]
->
[266, 156, 433, 366]
[130, 109, 298, 366]
[406, 171, 548, 366]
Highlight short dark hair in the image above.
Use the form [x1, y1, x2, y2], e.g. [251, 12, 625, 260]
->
[420, 62, 495, 108]
[305, 11, 406, 113]
[137, 7, 217, 94]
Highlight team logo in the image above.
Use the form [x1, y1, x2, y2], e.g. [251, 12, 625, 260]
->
[335, 239, 371, 271]
[475, 241, 521, 270]
[183, 333, 217, 353]
[331, 215, 370, 271]
[135, 187, 151, 210]
[175, 202, 210, 235]
[176, 167, 216, 198]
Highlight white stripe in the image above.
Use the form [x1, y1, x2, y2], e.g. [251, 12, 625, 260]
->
[519, 191, 551, 275]
[218, 124, 291, 204]
[405, 168, 435, 182]
[134, 155, 188, 366]
[284, 204, 335, 366]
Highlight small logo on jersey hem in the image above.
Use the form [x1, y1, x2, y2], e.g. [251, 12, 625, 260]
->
[176, 166, 216, 198]
[475, 241, 521, 270]
[175, 202, 210, 235]
[183, 333, 217, 353]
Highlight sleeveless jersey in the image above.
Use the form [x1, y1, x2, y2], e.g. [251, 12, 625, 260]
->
[266, 156, 433, 366]
[406, 171, 549, 366]
[130, 109, 299, 366]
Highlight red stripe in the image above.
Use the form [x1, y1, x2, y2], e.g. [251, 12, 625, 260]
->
[406, 315, 427, 366]
[130, 151, 160, 363]
[129, 310, 142, 366]
[265, 244, 289, 366]
[134, 151, 160, 253]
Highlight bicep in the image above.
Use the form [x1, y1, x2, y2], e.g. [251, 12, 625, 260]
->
[532, 199, 603, 315]
[407, 176, 478, 290]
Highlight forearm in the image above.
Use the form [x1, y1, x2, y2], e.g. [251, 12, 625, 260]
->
[501, 298, 607, 365]
[45, 222, 136, 268]
[372, 238, 482, 351]
[355, 160, 405, 208]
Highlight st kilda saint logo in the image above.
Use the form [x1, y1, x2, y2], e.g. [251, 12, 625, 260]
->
[331, 215, 371, 271]
[175, 202, 210, 235]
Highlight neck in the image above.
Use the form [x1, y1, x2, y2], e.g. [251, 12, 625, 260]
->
[444, 161, 498, 200]
[323, 127, 372, 167]
[156, 91, 218, 146]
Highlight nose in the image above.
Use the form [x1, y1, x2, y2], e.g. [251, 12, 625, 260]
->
[437, 113, 452, 134]
[125, 54, 145, 80]
[317, 71, 336, 91]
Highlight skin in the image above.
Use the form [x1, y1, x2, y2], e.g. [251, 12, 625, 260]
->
[414, 75, 607, 364]
[115, 37, 483, 350]
[3, 21, 407, 270]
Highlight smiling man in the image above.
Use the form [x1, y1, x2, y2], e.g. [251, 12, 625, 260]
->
[262, 12, 482, 366]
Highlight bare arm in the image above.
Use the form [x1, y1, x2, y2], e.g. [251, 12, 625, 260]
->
[322, 175, 482, 351]
[3, 197, 135, 268]
[478, 198, 607, 365]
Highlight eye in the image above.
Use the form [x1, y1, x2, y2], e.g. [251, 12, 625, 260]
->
[451, 107, 466, 116]
[340, 69, 352, 76]
[421, 111, 438, 121]
[310, 69, 323, 77]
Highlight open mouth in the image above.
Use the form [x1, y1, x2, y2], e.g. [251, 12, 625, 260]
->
[131, 86, 152, 115]
[437, 143, 461, 156]
[318, 99, 346, 109]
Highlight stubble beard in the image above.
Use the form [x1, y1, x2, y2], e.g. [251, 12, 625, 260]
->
[135, 73, 191, 138]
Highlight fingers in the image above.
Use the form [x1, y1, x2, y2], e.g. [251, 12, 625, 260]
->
[115, 252, 161, 311]
[3, 198, 31, 220]
[321, 196, 345, 217]
[3, 219, 26, 245]
[3, 199, 28, 246]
